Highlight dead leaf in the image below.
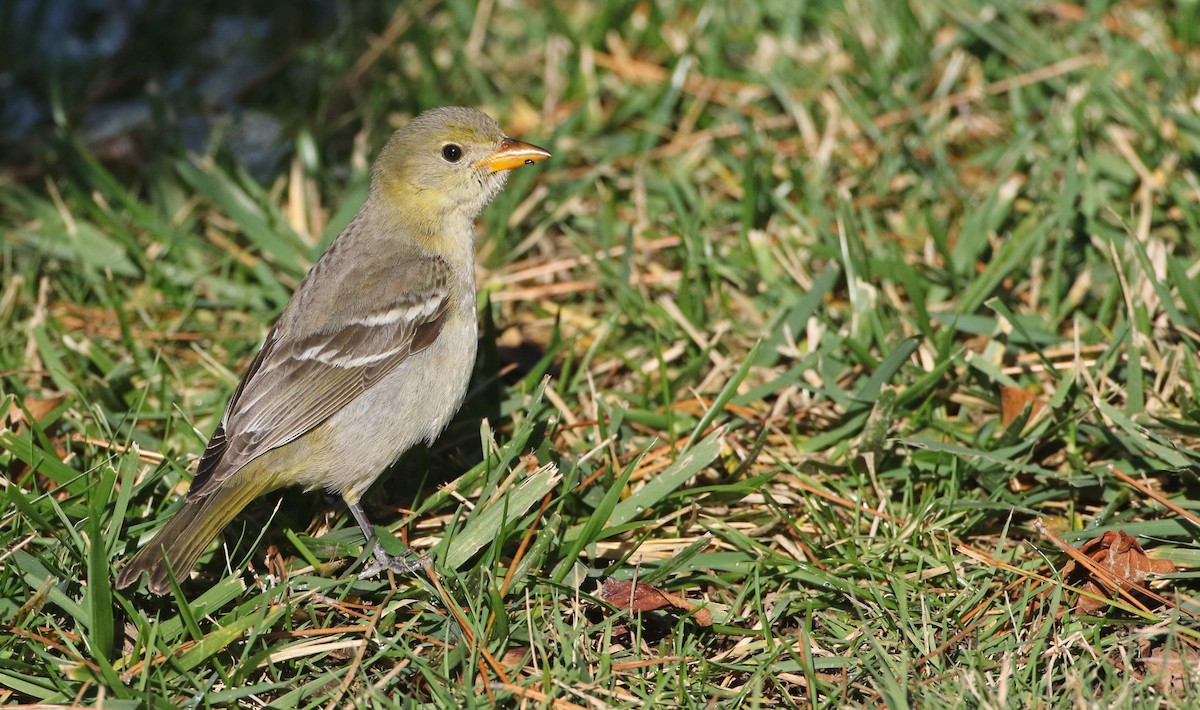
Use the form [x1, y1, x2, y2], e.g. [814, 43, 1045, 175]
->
[1008, 473, 1037, 493]
[602, 578, 673, 613]
[999, 386, 1045, 492]
[1045, 2, 1087, 22]
[600, 578, 713, 626]
[1066, 530, 1175, 613]
[1141, 642, 1200, 691]
[499, 646, 531, 670]
[999, 385, 1043, 429]
[6, 393, 67, 428]
[5, 393, 70, 494]
[475, 646, 533, 686]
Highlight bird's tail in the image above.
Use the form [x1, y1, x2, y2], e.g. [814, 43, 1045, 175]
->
[115, 474, 274, 594]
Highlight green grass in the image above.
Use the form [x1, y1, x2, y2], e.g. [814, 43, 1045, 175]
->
[3, 0, 1200, 706]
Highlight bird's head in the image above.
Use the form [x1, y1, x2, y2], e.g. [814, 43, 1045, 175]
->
[371, 107, 550, 226]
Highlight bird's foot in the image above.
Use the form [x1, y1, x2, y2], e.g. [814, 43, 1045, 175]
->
[359, 545, 428, 579]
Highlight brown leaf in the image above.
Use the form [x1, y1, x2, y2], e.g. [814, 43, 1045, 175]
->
[6, 393, 67, 428]
[999, 385, 1043, 429]
[661, 590, 713, 627]
[1068, 530, 1175, 613]
[1045, 2, 1088, 22]
[600, 578, 713, 626]
[998, 386, 1043, 493]
[476, 646, 533, 687]
[499, 646, 531, 670]
[6, 394, 70, 494]
[602, 578, 674, 613]
[1141, 642, 1200, 692]
[1007, 473, 1037, 493]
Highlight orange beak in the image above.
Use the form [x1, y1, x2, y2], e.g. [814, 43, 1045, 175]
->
[475, 138, 551, 173]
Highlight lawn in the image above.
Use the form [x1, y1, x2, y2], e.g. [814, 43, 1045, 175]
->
[2, 0, 1200, 706]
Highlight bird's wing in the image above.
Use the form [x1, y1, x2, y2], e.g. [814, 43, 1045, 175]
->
[187, 254, 453, 499]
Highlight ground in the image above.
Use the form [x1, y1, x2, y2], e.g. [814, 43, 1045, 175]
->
[2, 1, 1200, 707]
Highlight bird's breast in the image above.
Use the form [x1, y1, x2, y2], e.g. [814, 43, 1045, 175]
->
[297, 297, 478, 501]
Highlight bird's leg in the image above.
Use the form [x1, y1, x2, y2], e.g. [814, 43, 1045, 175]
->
[348, 501, 427, 578]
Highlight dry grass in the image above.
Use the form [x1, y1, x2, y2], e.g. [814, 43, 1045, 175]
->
[3, 0, 1200, 706]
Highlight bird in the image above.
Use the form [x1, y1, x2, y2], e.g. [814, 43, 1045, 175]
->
[115, 107, 550, 594]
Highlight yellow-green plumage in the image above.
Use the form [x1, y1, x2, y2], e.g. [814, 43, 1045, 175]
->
[121, 466, 278, 593]
[116, 107, 549, 594]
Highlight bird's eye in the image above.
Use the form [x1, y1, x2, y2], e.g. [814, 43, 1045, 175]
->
[442, 144, 463, 163]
